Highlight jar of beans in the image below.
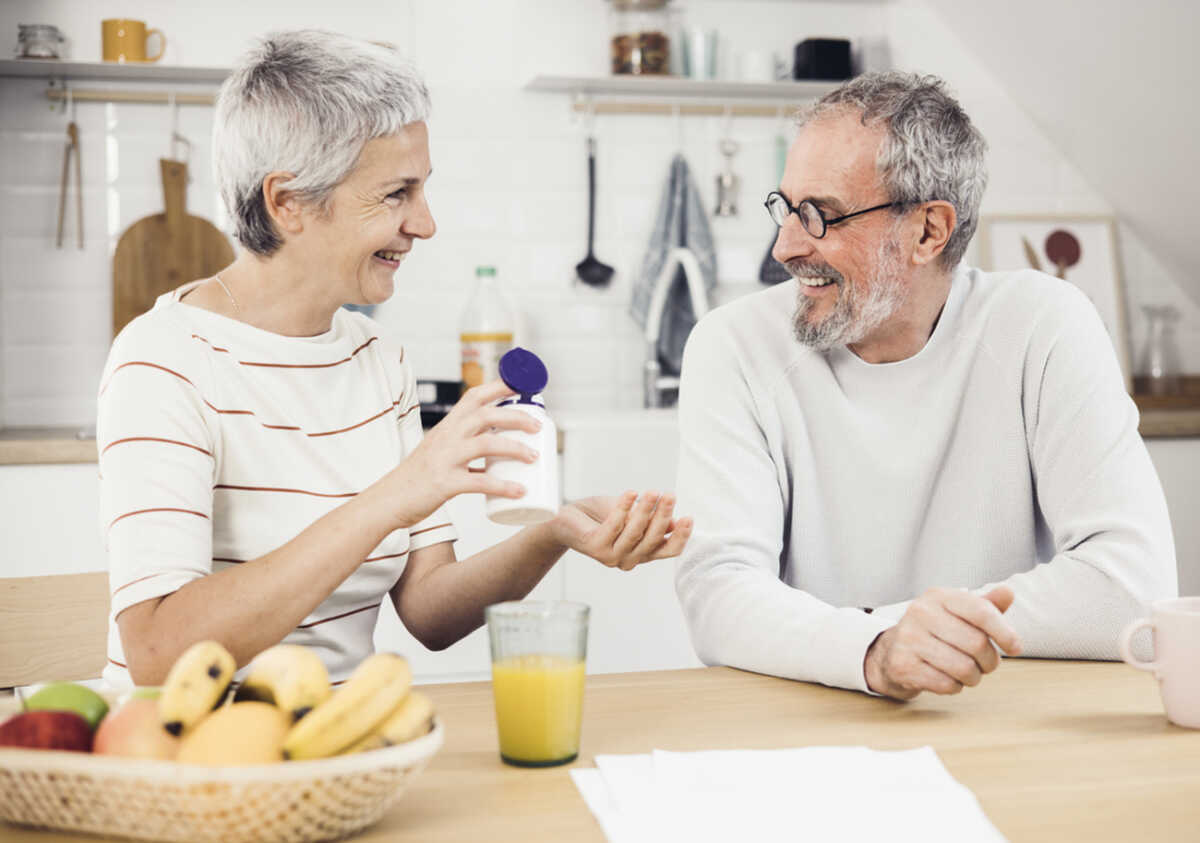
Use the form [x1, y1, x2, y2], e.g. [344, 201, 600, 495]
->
[610, 0, 672, 75]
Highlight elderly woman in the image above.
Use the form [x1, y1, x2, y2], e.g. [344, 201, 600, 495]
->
[98, 30, 691, 687]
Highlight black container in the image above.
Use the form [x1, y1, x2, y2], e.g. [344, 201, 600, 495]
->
[793, 38, 852, 81]
[416, 379, 464, 428]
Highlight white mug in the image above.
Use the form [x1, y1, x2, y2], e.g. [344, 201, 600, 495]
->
[738, 50, 776, 83]
[1120, 597, 1200, 728]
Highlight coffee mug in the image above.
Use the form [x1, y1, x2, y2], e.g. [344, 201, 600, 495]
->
[738, 50, 776, 83]
[1120, 597, 1200, 728]
[101, 19, 165, 63]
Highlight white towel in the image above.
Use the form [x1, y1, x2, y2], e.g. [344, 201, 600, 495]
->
[628, 155, 717, 376]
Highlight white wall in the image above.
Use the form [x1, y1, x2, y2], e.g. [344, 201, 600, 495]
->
[0, 0, 887, 427]
[3, 0, 1188, 429]
[888, 0, 1200, 386]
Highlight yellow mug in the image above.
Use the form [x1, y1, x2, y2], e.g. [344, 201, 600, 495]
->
[101, 19, 166, 63]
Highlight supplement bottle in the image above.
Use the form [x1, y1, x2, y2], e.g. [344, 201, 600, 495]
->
[486, 348, 559, 526]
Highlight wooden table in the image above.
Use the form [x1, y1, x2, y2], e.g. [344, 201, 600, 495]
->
[6, 660, 1199, 842]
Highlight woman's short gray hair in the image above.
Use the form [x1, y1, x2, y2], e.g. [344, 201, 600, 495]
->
[213, 30, 431, 257]
[798, 72, 988, 269]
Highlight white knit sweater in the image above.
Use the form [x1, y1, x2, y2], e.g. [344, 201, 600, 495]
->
[674, 265, 1177, 693]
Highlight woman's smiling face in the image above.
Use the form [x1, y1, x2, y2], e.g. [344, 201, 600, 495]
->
[299, 121, 435, 307]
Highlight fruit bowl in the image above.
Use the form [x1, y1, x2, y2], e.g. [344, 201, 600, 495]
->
[0, 696, 444, 843]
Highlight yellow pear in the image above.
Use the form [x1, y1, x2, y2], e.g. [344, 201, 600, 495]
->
[177, 702, 289, 765]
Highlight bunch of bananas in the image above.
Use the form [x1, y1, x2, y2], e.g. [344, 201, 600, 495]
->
[158, 641, 435, 763]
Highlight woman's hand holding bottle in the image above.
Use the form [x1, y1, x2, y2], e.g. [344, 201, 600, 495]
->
[366, 381, 540, 530]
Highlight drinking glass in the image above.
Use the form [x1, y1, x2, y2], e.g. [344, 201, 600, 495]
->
[485, 601, 589, 767]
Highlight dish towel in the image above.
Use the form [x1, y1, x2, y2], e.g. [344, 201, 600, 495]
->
[628, 154, 717, 376]
[571, 745, 1006, 843]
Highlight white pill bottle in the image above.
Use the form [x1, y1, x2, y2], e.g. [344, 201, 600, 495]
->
[485, 347, 560, 525]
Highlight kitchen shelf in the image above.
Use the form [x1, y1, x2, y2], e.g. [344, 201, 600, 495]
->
[526, 74, 840, 117]
[0, 58, 228, 84]
[0, 59, 228, 106]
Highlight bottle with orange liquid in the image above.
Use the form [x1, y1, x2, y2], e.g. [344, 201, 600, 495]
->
[459, 265, 515, 391]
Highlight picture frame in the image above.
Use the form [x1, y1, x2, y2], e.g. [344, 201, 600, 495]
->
[976, 214, 1132, 392]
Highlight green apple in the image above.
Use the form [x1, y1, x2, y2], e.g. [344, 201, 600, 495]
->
[24, 682, 110, 731]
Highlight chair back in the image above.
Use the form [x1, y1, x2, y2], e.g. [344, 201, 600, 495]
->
[0, 572, 110, 688]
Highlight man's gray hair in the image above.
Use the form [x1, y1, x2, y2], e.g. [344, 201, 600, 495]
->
[798, 72, 987, 269]
[213, 30, 431, 257]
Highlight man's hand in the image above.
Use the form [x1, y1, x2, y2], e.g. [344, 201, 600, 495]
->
[548, 492, 693, 571]
[864, 586, 1022, 700]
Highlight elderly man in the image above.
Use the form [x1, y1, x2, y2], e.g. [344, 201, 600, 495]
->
[674, 71, 1176, 700]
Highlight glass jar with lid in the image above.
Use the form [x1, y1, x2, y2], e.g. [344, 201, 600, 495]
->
[610, 0, 672, 75]
[17, 24, 65, 59]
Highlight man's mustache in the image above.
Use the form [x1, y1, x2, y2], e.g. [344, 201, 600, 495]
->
[785, 259, 844, 284]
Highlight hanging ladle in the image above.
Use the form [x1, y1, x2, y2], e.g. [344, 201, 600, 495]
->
[575, 135, 614, 287]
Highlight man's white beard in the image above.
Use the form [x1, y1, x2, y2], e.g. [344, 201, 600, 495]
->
[789, 236, 907, 351]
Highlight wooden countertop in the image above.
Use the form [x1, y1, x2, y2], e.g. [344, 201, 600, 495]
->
[0, 428, 96, 465]
[0, 427, 563, 465]
[3, 401, 1200, 465]
[6, 661, 1192, 842]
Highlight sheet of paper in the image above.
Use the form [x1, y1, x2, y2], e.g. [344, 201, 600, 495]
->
[573, 746, 1007, 843]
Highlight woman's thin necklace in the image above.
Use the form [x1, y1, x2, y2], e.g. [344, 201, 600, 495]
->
[213, 272, 241, 316]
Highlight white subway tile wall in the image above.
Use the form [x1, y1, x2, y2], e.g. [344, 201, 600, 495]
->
[0, 0, 1194, 428]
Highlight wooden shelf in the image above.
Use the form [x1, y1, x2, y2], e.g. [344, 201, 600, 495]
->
[0, 58, 228, 84]
[525, 74, 839, 117]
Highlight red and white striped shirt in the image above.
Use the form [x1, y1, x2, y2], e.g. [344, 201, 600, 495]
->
[98, 281, 456, 688]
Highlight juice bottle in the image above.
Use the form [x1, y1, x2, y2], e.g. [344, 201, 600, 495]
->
[459, 266, 515, 390]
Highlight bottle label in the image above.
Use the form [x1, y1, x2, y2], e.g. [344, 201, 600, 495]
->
[461, 332, 514, 388]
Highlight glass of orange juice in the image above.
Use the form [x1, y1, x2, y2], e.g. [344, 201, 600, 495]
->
[485, 601, 589, 767]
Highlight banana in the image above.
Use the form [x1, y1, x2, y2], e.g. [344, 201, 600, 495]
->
[282, 652, 412, 761]
[342, 691, 435, 754]
[232, 645, 332, 722]
[158, 640, 237, 736]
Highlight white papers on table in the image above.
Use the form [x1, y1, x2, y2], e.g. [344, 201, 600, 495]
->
[571, 745, 1006, 843]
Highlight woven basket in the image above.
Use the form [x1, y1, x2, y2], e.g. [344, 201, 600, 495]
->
[0, 703, 443, 843]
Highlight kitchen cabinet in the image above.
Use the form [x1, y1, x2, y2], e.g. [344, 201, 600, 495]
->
[558, 410, 702, 674]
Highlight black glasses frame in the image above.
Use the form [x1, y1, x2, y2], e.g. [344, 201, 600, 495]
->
[764, 191, 908, 239]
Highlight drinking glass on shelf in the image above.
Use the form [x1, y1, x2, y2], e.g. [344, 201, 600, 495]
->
[1140, 305, 1182, 396]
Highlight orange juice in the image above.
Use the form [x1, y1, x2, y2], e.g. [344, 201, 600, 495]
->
[491, 654, 585, 765]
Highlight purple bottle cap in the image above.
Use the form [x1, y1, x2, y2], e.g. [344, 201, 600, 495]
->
[498, 347, 548, 397]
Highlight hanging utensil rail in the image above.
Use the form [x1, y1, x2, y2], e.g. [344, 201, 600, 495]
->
[571, 100, 781, 117]
[45, 88, 215, 106]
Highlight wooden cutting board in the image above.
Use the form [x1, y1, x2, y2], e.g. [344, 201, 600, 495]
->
[112, 158, 235, 336]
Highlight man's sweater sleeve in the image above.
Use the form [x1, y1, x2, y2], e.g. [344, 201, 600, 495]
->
[972, 287, 1177, 658]
[673, 314, 894, 693]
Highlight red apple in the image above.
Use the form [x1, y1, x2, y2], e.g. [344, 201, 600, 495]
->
[94, 697, 180, 760]
[0, 710, 93, 752]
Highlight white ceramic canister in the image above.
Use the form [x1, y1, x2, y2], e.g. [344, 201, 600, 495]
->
[485, 348, 559, 525]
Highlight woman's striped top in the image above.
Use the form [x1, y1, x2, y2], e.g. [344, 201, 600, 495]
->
[97, 281, 456, 688]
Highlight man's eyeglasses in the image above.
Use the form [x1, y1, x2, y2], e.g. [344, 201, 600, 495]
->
[764, 191, 904, 239]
